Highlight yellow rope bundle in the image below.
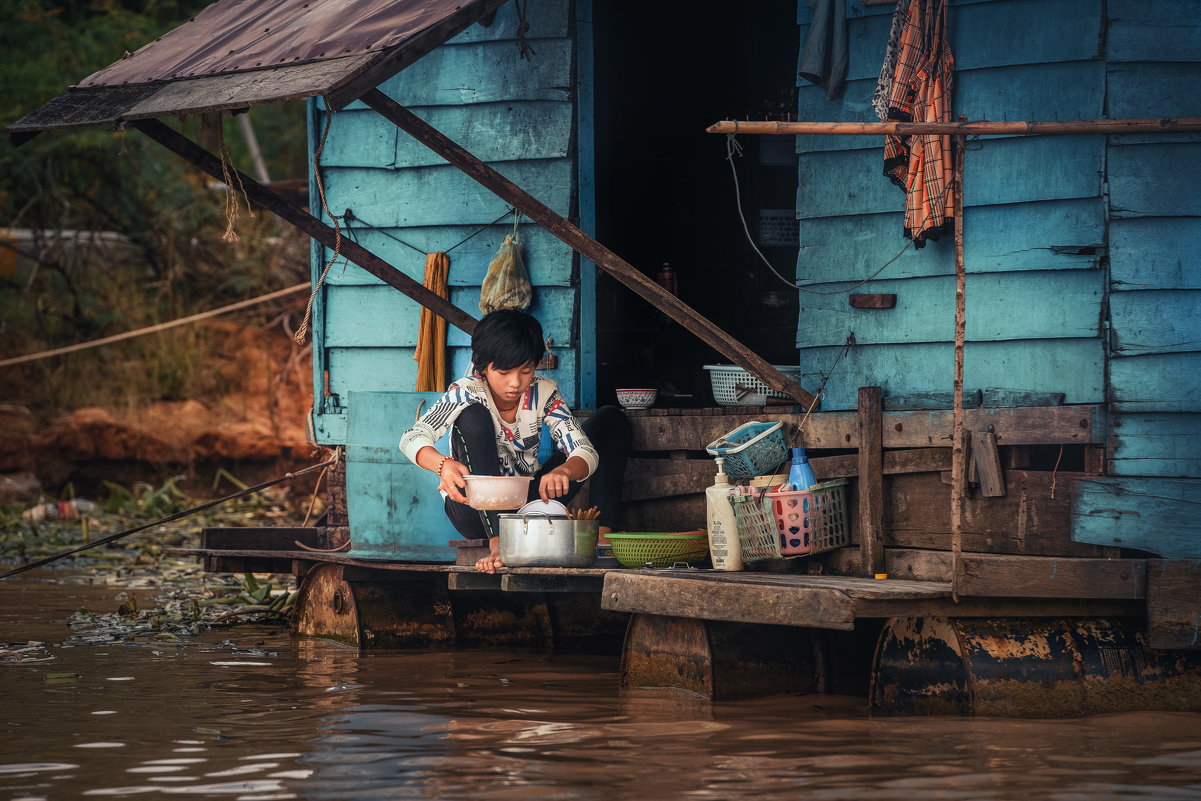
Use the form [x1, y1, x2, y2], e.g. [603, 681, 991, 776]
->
[414, 251, 450, 392]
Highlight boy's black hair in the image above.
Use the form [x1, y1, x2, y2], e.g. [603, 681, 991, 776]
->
[472, 309, 545, 371]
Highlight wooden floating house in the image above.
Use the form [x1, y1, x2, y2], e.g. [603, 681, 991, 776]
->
[10, 0, 1201, 715]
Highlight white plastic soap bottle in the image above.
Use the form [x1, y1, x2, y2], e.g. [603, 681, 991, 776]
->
[705, 457, 743, 571]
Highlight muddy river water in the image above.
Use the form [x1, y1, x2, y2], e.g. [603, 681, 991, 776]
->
[4, 575, 1201, 800]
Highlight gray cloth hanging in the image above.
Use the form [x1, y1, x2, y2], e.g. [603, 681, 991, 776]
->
[797, 0, 848, 101]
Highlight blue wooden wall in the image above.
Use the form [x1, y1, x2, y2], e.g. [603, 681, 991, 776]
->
[794, 0, 1200, 556]
[307, 0, 580, 447]
[794, 0, 1109, 412]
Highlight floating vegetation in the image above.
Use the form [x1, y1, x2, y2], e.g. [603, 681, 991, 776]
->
[2, 474, 307, 644]
[65, 572, 297, 647]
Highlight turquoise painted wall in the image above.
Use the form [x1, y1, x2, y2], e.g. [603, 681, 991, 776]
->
[793, 0, 1200, 556]
[308, 0, 580, 448]
[793, 0, 1109, 411]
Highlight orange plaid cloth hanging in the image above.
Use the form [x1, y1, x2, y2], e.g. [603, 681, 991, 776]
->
[882, 0, 955, 248]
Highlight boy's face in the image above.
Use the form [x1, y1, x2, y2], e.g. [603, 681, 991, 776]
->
[481, 361, 537, 407]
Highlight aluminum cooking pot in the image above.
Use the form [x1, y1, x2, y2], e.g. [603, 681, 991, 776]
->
[498, 511, 598, 568]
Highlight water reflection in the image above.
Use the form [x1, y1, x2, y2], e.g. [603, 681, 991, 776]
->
[4, 577, 1201, 800]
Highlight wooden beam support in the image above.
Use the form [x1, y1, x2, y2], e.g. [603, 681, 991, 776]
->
[130, 118, 478, 335]
[502, 574, 605, 593]
[1147, 560, 1201, 650]
[953, 555, 1147, 599]
[858, 387, 886, 576]
[602, 571, 857, 630]
[360, 90, 817, 408]
[707, 117, 1201, 136]
[973, 430, 1006, 497]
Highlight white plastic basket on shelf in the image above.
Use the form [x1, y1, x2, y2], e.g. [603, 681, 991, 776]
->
[704, 364, 805, 406]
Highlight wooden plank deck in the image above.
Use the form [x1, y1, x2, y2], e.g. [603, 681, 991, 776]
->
[168, 546, 1144, 629]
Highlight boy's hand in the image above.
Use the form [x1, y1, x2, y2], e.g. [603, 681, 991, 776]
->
[440, 459, 469, 504]
[538, 467, 572, 502]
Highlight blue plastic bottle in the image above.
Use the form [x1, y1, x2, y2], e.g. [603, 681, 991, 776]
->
[787, 447, 816, 492]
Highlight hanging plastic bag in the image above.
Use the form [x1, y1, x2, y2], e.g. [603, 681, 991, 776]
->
[479, 215, 532, 315]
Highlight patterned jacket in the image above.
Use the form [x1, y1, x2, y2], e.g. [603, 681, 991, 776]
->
[399, 373, 598, 479]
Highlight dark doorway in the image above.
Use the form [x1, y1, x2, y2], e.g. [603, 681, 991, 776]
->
[591, 1, 800, 408]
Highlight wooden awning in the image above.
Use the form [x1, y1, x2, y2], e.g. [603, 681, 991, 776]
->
[9, 0, 509, 136]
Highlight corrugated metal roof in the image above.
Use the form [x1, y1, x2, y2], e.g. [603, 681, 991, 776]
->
[10, 0, 504, 135]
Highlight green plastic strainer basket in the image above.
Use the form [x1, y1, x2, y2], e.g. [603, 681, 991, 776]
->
[605, 532, 710, 568]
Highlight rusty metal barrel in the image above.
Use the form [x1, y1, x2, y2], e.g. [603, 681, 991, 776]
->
[871, 616, 1201, 717]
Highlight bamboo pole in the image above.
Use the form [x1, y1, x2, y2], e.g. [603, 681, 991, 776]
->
[951, 124, 968, 604]
[707, 117, 1201, 136]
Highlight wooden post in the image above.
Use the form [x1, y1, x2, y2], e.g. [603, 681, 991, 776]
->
[951, 126, 968, 602]
[130, 118, 478, 336]
[857, 386, 885, 576]
[360, 89, 817, 409]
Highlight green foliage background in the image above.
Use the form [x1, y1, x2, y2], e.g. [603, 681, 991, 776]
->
[0, 0, 311, 417]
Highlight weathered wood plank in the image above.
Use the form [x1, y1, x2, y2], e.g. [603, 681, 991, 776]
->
[319, 101, 573, 168]
[623, 458, 713, 501]
[1107, 63, 1201, 118]
[891, 470, 1106, 557]
[1107, 1, 1201, 63]
[630, 405, 1100, 452]
[885, 390, 983, 410]
[1109, 142, 1201, 218]
[1110, 352, 1201, 413]
[1110, 413, 1201, 478]
[369, 38, 574, 107]
[448, 572, 501, 591]
[974, 431, 1006, 497]
[802, 0, 1099, 83]
[797, 135, 1103, 219]
[396, 102, 572, 167]
[1110, 217, 1201, 290]
[122, 55, 377, 120]
[502, 574, 605, 593]
[321, 224, 575, 288]
[1072, 477, 1201, 558]
[796, 339, 1105, 411]
[953, 555, 1147, 599]
[859, 387, 886, 576]
[623, 449, 951, 502]
[796, 270, 1104, 346]
[1146, 560, 1201, 650]
[1109, 290, 1201, 356]
[796, 199, 1105, 284]
[327, 347, 580, 406]
[202, 527, 322, 551]
[601, 571, 857, 629]
[327, 0, 542, 110]
[447, 0, 569, 43]
[323, 284, 576, 348]
[823, 547, 956, 582]
[322, 159, 574, 228]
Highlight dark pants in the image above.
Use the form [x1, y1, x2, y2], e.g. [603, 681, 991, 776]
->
[444, 404, 633, 540]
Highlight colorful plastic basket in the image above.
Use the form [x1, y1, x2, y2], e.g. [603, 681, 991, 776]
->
[730, 480, 850, 562]
[704, 364, 805, 406]
[605, 532, 710, 568]
[705, 421, 789, 479]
